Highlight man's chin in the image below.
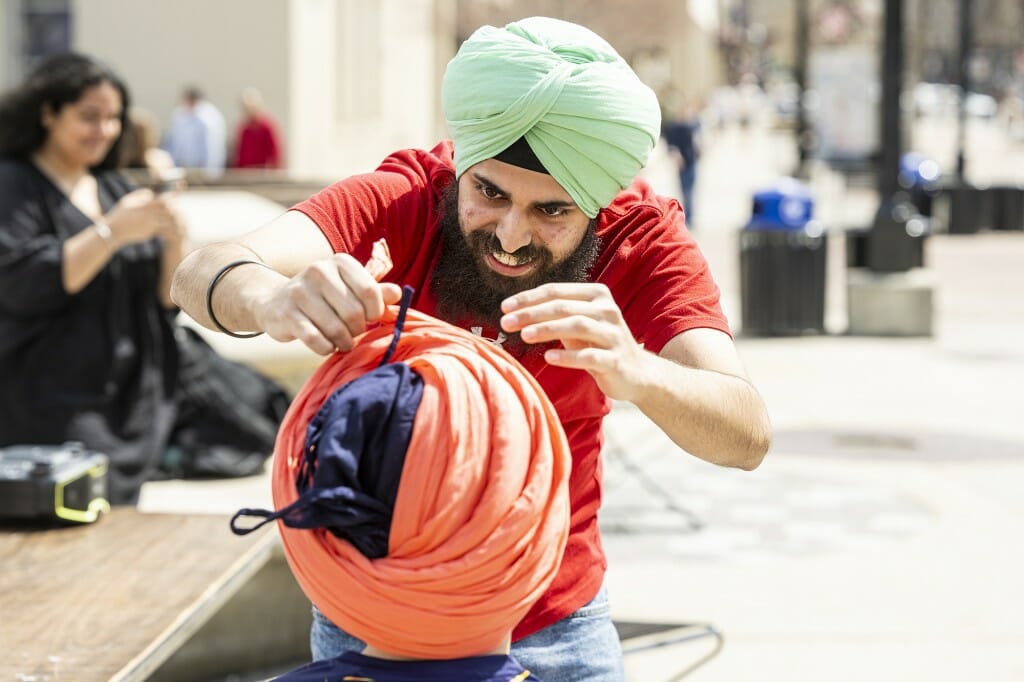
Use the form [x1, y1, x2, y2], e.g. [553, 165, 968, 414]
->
[486, 275, 549, 302]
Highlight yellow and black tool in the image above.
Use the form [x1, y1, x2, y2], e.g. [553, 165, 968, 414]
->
[0, 442, 110, 523]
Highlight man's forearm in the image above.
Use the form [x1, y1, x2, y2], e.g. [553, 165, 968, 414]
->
[630, 353, 771, 470]
[170, 242, 285, 332]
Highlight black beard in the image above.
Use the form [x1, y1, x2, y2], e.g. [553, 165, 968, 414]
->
[430, 180, 601, 351]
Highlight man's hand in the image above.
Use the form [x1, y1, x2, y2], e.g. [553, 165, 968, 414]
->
[502, 281, 771, 469]
[500, 282, 649, 401]
[252, 253, 402, 355]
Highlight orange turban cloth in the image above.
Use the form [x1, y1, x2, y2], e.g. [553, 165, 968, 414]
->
[269, 303, 571, 659]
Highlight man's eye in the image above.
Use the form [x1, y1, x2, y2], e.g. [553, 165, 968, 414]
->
[478, 184, 502, 200]
[540, 206, 566, 217]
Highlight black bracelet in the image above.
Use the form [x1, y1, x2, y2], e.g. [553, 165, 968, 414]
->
[205, 259, 272, 338]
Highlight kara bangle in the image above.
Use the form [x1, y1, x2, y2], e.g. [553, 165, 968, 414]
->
[204, 259, 273, 339]
[93, 220, 116, 248]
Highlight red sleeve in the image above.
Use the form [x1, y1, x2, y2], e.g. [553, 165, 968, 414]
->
[597, 182, 731, 355]
[289, 145, 452, 277]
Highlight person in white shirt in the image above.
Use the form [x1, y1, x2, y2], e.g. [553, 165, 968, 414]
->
[164, 86, 225, 175]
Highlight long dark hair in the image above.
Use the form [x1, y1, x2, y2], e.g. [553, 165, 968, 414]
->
[0, 53, 131, 171]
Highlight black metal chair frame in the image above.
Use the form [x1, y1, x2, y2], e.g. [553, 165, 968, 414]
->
[616, 620, 724, 680]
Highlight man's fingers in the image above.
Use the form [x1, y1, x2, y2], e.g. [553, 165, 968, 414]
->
[274, 316, 335, 356]
[287, 289, 355, 350]
[501, 298, 618, 334]
[542, 346, 608, 371]
[380, 282, 403, 305]
[518, 316, 608, 346]
[334, 254, 388, 322]
[295, 327, 335, 356]
[270, 254, 404, 355]
[501, 282, 610, 313]
[294, 252, 411, 351]
[317, 283, 373, 342]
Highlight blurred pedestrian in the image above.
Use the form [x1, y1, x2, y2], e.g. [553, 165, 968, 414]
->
[0, 54, 288, 505]
[662, 94, 703, 228]
[164, 85, 226, 174]
[231, 86, 283, 169]
[119, 106, 178, 182]
[736, 72, 765, 129]
[997, 85, 1024, 142]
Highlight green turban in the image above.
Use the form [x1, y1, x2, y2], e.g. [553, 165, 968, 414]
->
[442, 17, 662, 218]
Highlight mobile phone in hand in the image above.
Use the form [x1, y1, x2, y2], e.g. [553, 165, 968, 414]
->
[149, 169, 186, 194]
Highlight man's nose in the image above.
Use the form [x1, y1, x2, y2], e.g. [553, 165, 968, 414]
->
[494, 208, 532, 253]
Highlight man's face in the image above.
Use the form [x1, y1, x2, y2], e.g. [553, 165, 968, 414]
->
[431, 159, 600, 331]
[457, 158, 592, 287]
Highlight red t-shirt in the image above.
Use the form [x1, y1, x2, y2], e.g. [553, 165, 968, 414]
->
[233, 115, 282, 168]
[291, 140, 730, 640]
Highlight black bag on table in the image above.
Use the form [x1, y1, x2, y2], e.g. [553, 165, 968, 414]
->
[164, 326, 291, 479]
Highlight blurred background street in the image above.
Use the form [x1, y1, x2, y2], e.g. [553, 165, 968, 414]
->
[2, 0, 1023, 680]
[604, 123, 1024, 681]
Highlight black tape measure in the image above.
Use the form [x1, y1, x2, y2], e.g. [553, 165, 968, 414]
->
[0, 442, 110, 523]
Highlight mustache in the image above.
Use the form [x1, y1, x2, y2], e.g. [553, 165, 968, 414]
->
[480, 233, 542, 264]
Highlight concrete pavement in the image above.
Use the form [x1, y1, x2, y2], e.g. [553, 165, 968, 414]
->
[605, 233, 1024, 682]
[609, 123, 1024, 681]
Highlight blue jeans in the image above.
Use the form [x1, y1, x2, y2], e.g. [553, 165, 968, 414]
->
[310, 586, 625, 682]
[679, 164, 697, 228]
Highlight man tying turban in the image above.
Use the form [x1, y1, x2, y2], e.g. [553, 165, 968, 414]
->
[172, 16, 771, 681]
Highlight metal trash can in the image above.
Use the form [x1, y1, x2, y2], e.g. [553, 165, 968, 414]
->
[739, 179, 826, 336]
[943, 185, 995, 234]
[992, 185, 1024, 232]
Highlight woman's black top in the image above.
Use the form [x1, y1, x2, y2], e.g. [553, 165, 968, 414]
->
[0, 158, 177, 503]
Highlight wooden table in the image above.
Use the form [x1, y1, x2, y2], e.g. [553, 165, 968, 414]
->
[0, 509, 276, 681]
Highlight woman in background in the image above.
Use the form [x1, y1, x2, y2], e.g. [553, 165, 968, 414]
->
[0, 54, 286, 504]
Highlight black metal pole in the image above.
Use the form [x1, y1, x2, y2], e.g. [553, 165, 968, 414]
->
[867, 0, 924, 273]
[955, 0, 971, 181]
[794, 0, 809, 176]
[878, 0, 902, 198]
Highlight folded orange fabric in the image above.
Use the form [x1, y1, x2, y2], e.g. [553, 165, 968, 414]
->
[272, 305, 571, 659]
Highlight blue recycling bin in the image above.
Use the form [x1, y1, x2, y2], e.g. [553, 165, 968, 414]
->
[739, 179, 826, 336]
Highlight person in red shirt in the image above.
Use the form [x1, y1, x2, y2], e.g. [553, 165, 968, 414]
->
[172, 17, 770, 682]
[231, 87, 282, 169]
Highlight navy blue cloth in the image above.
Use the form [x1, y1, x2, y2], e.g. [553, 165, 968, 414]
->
[275, 650, 540, 681]
[231, 362, 423, 559]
